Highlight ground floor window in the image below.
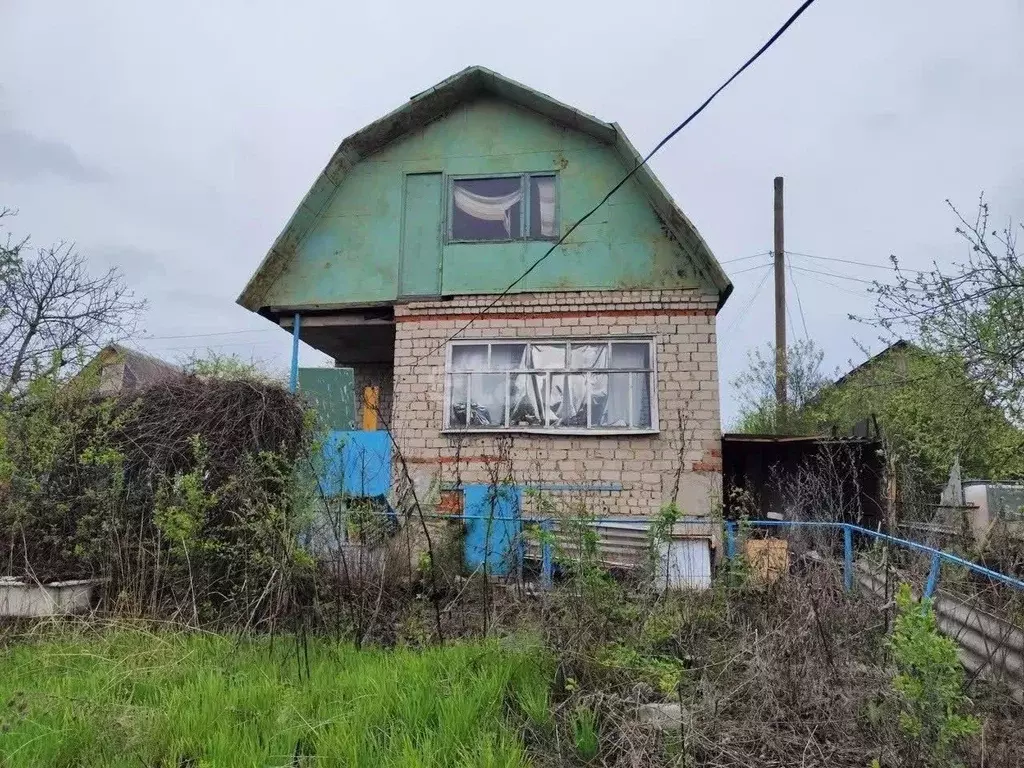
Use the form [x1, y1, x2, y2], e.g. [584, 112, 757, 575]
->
[444, 338, 656, 432]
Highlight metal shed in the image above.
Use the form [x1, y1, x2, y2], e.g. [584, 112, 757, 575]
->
[722, 434, 885, 530]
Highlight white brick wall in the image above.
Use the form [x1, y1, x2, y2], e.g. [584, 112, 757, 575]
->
[391, 290, 723, 517]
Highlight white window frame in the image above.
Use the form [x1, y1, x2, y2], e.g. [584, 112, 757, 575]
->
[442, 337, 659, 436]
[446, 172, 560, 243]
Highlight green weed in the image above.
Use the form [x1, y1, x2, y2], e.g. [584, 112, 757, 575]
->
[514, 685, 553, 735]
[888, 583, 980, 765]
[0, 627, 550, 767]
[570, 706, 600, 763]
[596, 643, 685, 695]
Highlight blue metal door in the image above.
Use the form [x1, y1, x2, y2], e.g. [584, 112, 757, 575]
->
[463, 484, 521, 576]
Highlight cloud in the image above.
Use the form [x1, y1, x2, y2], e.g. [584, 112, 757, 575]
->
[860, 110, 902, 133]
[90, 244, 170, 283]
[0, 124, 108, 184]
[2, 0, 1022, 425]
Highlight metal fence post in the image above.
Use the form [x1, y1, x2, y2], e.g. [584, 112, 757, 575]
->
[725, 520, 737, 562]
[540, 519, 553, 589]
[843, 525, 853, 592]
[924, 553, 942, 599]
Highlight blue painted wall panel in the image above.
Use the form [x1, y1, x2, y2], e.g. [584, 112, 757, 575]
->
[320, 430, 392, 498]
[463, 484, 522, 576]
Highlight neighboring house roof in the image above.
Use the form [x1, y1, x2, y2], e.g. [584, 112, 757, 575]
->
[721, 433, 877, 444]
[829, 340, 915, 391]
[88, 344, 183, 396]
[237, 65, 732, 313]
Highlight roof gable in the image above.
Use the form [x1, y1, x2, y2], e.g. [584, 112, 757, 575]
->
[831, 340, 918, 390]
[75, 344, 182, 396]
[238, 66, 732, 312]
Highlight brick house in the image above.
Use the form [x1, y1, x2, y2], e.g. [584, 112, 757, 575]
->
[237, 66, 732, 523]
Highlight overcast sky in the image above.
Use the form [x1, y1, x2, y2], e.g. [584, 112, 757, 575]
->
[2, 0, 1022, 425]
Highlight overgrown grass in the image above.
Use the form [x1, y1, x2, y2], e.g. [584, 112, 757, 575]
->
[0, 626, 550, 767]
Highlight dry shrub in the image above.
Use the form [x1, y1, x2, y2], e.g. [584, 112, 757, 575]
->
[516, 548, 1023, 768]
[1, 374, 310, 626]
[679, 566, 887, 767]
[116, 376, 306, 485]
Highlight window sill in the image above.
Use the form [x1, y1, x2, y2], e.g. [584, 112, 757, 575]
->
[441, 428, 660, 437]
[446, 237, 559, 245]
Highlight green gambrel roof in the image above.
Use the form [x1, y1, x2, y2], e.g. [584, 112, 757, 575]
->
[238, 65, 732, 312]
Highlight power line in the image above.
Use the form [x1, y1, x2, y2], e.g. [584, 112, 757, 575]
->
[790, 264, 928, 300]
[725, 265, 773, 334]
[721, 250, 772, 265]
[153, 340, 286, 353]
[104, 252, 780, 354]
[730, 261, 775, 276]
[786, 249, 930, 274]
[787, 263, 810, 341]
[128, 252, 774, 350]
[127, 328, 279, 342]
[789, 264, 879, 285]
[786, 249, 891, 270]
[411, 0, 821, 364]
[793, 270, 870, 299]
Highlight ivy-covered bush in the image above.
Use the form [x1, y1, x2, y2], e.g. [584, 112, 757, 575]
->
[0, 369, 314, 624]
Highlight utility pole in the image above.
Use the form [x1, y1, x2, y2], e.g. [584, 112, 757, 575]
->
[773, 176, 786, 412]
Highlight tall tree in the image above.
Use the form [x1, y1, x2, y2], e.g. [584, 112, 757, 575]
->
[731, 339, 828, 434]
[810, 344, 1024, 489]
[873, 196, 1024, 425]
[0, 208, 144, 397]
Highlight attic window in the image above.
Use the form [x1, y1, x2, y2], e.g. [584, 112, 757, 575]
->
[449, 174, 557, 242]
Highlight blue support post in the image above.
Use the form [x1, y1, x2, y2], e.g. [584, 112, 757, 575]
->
[540, 519, 553, 589]
[289, 313, 301, 394]
[724, 520, 737, 562]
[924, 552, 942, 599]
[843, 525, 854, 592]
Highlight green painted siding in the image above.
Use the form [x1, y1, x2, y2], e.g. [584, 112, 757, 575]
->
[263, 99, 703, 307]
[298, 367, 355, 430]
[399, 173, 443, 297]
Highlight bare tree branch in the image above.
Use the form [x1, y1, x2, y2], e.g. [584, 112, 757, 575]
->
[0, 210, 145, 397]
[868, 194, 1024, 424]
[731, 339, 829, 433]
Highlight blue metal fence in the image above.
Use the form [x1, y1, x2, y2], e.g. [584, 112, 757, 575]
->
[490, 515, 1024, 597]
[722, 519, 1024, 597]
[323, 506, 1024, 598]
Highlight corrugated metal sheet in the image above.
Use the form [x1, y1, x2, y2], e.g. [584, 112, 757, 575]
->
[857, 563, 1024, 701]
[524, 517, 713, 586]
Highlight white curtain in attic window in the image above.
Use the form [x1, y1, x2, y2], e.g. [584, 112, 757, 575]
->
[534, 176, 556, 237]
[453, 186, 523, 236]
